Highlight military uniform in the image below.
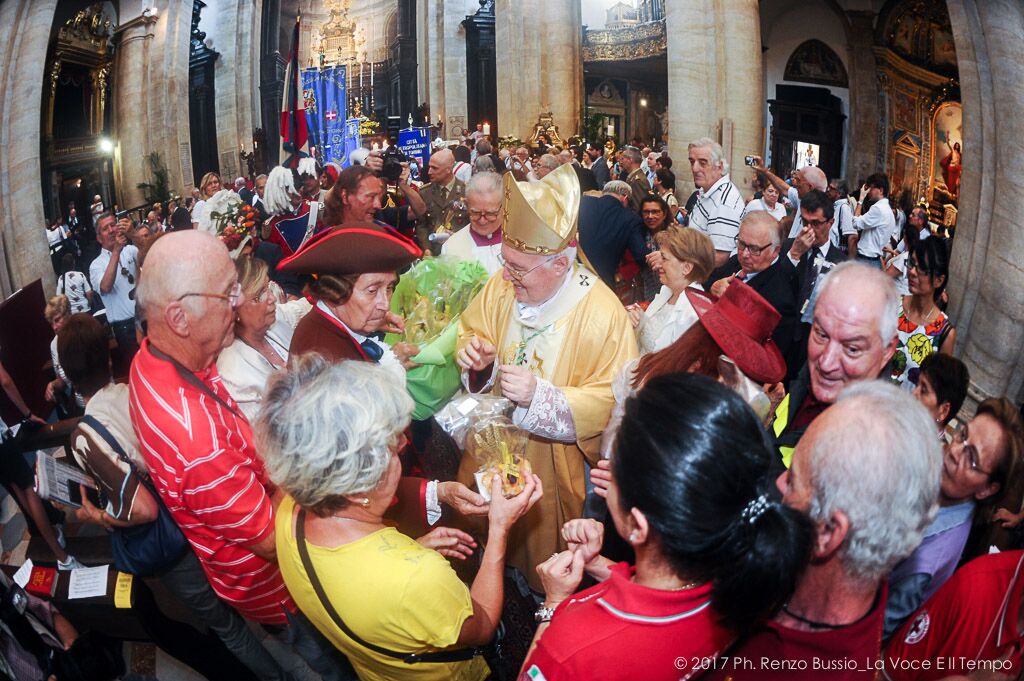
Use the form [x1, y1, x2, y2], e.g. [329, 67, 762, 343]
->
[625, 167, 652, 213]
[417, 178, 467, 254]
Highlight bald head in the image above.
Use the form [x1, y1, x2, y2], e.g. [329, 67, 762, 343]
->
[557, 150, 573, 166]
[795, 166, 828, 197]
[428, 148, 455, 185]
[137, 231, 233, 315]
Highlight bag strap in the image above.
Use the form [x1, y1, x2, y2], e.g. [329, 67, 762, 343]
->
[294, 508, 483, 665]
[148, 346, 241, 419]
[79, 414, 158, 499]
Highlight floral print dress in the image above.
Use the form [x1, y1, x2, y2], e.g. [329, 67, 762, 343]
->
[891, 304, 952, 389]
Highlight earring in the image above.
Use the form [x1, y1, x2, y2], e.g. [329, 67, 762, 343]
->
[628, 530, 639, 542]
[360, 498, 370, 507]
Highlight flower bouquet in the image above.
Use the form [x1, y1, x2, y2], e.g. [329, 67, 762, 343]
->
[385, 256, 490, 420]
[197, 189, 259, 258]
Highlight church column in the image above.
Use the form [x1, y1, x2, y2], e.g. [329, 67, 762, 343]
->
[945, 0, 1024, 404]
[145, 0, 195, 192]
[665, 0, 762, 197]
[416, 0, 475, 137]
[496, 0, 580, 141]
[207, 0, 260, 182]
[844, 11, 882, 185]
[0, 0, 58, 295]
[112, 3, 152, 209]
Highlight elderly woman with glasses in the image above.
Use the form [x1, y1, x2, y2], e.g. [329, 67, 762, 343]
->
[257, 356, 542, 681]
[216, 258, 311, 420]
[884, 397, 1023, 639]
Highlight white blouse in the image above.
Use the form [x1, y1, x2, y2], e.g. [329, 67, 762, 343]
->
[636, 282, 703, 355]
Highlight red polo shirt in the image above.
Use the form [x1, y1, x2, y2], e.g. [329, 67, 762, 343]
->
[520, 562, 733, 681]
[128, 339, 293, 624]
[703, 584, 887, 680]
[883, 551, 1024, 681]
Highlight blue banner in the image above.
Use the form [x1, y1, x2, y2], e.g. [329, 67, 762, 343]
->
[341, 119, 361, 168]
[397, 127, 431, 175]
[300, 66, 347, 167]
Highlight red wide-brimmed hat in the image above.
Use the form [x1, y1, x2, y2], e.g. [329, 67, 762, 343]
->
[278, 222, 421, 275]
[686, 280, 787, 384]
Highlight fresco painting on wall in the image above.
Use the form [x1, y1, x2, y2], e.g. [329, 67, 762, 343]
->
[932, 28, 957, 69]
[930, 101, 962, 204]
[894, 91, 917, 132]
[892, 150, 918, 196]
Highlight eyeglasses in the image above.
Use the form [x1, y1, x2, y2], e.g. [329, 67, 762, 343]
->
[468, 208, 501, 222]
[953, 423, 993, 477]
[734, 237, 774, 256]
[121, 266, 137, 300]
[641, 209, 665, 216]
[803, 217, 832, 229]
[177, 281, 243, 308]
[247, 284, 273, 304]
[907, 257, 933, 276]
[496, 253, 554, 283]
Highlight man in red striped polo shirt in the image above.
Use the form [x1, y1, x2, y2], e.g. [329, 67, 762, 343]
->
[129, 230, 354, 680]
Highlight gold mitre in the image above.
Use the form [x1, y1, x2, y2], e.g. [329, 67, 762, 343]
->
[501, 163, 581, 255]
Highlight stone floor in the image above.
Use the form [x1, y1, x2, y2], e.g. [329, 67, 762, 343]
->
[1, 448, 319, 681]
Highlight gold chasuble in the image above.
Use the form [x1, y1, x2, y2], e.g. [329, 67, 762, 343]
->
[456, 165, 638, 591]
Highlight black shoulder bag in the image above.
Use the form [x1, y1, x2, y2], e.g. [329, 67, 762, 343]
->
[79, 415, 188, 576]
[295, 507, 487, 665]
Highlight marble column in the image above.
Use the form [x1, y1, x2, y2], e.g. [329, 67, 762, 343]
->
[844, 11, 882, 185]
[206, 0, 261, 181]
[495, 0, 580, 141]
[0, 0, 58, 296]
[417, 0, 476, 137]
[665, 0, 762, 197]
[112, 3, 151, 209]
[944, 0, 1024, 404]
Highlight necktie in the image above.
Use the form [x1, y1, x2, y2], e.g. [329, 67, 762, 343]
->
[359, 338, 384, 362]
[800, 249, 823, 305]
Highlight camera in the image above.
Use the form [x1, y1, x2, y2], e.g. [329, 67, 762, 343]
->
[381, 146, 410, 184]
[744, 155, 757, 167]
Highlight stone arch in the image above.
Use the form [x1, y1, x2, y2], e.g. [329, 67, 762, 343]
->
[783, 39, 848, 88]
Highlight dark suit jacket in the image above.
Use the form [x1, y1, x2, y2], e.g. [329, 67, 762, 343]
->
[777, 239, 846, 382]
[578, 195, 648, 288]
[590, 157, 611, 188]
[572, 162, 599, 193]
[707, 255, 799, 360]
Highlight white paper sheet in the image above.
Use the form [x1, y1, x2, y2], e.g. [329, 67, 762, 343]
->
[12, 558, 34, 588]
[68, 564, 109, 599]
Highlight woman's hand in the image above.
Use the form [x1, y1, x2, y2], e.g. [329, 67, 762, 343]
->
[645, 250, 663, 271]
[993, 508, 1024, 530]
[392, 342, 421, 370]
[488, 474, 542, 535]
[437, 481, 489, 516]
[589, 459, 612, 499]
[625, 304, 643, 328]
[561, 518, 603, 566]
[381, 311, 406, 335]
[417, 526, 477, 560]
[536, 550, 586, 607]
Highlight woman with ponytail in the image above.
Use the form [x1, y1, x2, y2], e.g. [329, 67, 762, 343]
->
[519, 374, 813, 680]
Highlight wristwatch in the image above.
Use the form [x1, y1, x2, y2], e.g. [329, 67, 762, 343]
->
[534, 605, 556, 623]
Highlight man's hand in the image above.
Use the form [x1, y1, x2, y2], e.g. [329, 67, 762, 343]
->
[437, 481, 489, 516]
[561, 518, 604, 567]
[45, 378, 64, 403]
[456, 337, 497, 372]
[625, 304, 643, 329]
[416, 526, 477, 560]
[398, 162, 411, 186]
[858, 183, 869, 203]
[709, 273, 738, 298]
[365, 151, 384, 173]
[750, 154, 767, 174]
[536, 550, 586, 607]
[589, 459, 612, 498]
[790, 225, 815, 261]
[499, 364, 537, 407]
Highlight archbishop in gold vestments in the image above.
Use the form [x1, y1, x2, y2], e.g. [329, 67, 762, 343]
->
[456, 164, 638, 591]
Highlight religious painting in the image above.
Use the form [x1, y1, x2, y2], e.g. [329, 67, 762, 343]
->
[893, 91, 917, 132]
[929, 102, 962, 205]
[892, 150, 918, 197]
[932, 28, 957, 69]
[890, 15, 921, 58]
[783, 40, 849, 88]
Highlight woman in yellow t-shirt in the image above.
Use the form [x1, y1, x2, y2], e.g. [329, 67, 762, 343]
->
[255, 355, 542, 681]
